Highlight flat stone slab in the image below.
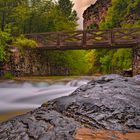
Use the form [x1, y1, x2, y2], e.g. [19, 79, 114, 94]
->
[0, 75, 140, 139]
[75, 128, 140, 140]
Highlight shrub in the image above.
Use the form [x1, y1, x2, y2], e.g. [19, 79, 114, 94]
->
[0, 31, 12, 61]
[3, 72, 14, 79]
[13, 35, 38, 48]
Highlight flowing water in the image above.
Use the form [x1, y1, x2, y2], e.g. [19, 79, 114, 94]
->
[0, 79, 89, 113]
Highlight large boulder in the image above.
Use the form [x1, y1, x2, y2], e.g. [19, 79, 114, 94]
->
[0, 75, 140, 140]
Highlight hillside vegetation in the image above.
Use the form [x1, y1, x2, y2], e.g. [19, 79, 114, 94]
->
[89, 0, 140, 74]
[0, 0, 140, 75]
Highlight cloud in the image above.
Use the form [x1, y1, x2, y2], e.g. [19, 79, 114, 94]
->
[73, 0, 97, 29]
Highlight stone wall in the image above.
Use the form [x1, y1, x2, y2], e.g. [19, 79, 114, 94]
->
[0, 48, 69, 77]
[83, 0, 111, 29]
[132, 46, 140, 75]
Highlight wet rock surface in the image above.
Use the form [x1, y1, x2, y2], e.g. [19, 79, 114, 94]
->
[0, 75, 140, 139]
[47, 75, 140, 131]
[0, 109, 80, 140]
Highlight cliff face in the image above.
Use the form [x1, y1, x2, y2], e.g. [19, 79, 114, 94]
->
[83, 0, 111, 29]
[0, 48, 69, 77]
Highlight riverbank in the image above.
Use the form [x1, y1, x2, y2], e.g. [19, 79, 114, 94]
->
[13, 76, 95, 83]
[0, 75, 95, 84]
[0, 110, 31, 122]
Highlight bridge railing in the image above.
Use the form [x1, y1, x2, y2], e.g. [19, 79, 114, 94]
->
[25, 27, 140, 49]
[112, 28, 140, 44]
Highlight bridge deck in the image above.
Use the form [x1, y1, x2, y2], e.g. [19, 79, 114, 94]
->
[26, 28, 140, 50]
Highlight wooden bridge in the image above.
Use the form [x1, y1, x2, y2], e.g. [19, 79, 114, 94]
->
[26, 28, 140, 50]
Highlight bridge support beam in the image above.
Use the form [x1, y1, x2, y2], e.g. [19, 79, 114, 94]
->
[132, 44, 140, 76]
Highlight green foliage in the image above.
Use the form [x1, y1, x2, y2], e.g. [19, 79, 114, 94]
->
[112, 49, 131, 71]
[86, 0, 140, 74]
[100, 53, 113, 74]
[0, 31, 12, 61]
[13, 35, 38, 48]
[0, 30, 37, 62]
[58, 0, 78, 21]
[3, 72, 14, 79]
[0, 45, 5, 61]
[100, 0, 140, 29]
[46, 50, 89, 75]
[85, 50, 98, 74]
[66, 50, 90, 75]
[44, 6, 77, 32]
[87, 23, 98, 30]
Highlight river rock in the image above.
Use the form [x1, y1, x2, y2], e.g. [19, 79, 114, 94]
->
[0, 74, 140, 139]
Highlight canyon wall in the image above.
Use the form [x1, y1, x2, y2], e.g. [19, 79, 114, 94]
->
[83, 0, 111, 29]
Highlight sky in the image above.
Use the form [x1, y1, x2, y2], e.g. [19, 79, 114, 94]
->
[73, 0, 97, 29]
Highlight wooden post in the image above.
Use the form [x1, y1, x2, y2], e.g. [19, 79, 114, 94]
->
[110, 29, 114, 46]
[132, 44, 140, 76]
[83, 30, 87, 48]
[57, 32, 61, 48]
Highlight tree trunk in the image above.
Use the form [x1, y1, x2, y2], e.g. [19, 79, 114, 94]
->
[1, 11, 5, 31]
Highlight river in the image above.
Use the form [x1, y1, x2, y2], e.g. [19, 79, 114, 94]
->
[0, 78, 89, 113]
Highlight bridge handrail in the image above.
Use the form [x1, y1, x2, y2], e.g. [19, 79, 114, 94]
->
[25, 27, 140, 35]
[25, 27, 140, 49]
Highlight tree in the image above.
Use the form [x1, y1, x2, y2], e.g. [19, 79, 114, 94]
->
[58, 0, 78, 21]
[58, 0, 73, 17]
[0, 0, 17, 31]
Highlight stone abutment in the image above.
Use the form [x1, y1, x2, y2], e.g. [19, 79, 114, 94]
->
[132, 45, 140, 75]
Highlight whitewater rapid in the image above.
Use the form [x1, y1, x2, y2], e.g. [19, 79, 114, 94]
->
[0, 79, 89, 112]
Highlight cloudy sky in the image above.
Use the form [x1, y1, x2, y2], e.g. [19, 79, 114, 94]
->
[73, 0, 96, 29]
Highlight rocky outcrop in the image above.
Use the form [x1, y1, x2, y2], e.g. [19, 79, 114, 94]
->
[0, 109, 80, 140]
[0, 75, 140, 139]
[0, 48, 69, 77]
[83, 0, 111, 29]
